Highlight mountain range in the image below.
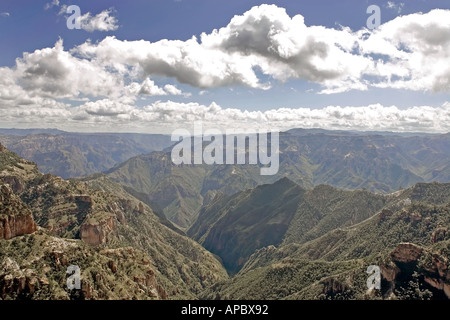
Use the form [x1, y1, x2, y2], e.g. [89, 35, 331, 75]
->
[102, 130, 450, 229]
[197, 179, 450, 299]
[0, 142, 227, 299]
[0, 129, 172, 179]
[1, 128, 449, 300]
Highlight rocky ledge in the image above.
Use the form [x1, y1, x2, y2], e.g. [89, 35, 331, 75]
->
[0, 184, 37, 240]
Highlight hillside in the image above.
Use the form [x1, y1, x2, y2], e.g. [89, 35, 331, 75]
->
[0, 131, 172, 179]
[1, 232, 168, 300]
[0, 143, 228, 299]
[188, 178, 391, 274]
[199, 182, 450, 300]
[105, 130, 450, 228]
[188, 178, 305, 273]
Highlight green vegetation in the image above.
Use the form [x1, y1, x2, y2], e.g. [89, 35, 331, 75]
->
[0, 132, 172, 179]
[0, 232, 164, 300]
[2, 135, 450, 300]
[200, 183, 450, 300]
[0, 144, 228, 300]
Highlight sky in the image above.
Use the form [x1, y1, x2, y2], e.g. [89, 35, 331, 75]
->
[0, 0, 450, 133]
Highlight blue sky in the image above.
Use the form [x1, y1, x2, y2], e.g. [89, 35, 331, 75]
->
[0, 0, 450, 133]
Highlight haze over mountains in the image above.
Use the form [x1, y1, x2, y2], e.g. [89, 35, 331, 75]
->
[0, 129, 449, 300]
[2, 129, 450, 230]
[103, 129, 450, 229]
[0, 129, 172, 179]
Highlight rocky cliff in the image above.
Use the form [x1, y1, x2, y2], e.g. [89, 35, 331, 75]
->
[0, 232, 167, 300]
[80, 212, 116, 246]
[0, 143, 229, 299]
[386, 242, 450, 299]
[0, 184, 37, 240]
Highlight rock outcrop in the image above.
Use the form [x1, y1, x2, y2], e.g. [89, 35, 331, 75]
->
[80, 212, 116, 246]
[0, 234, 168, 300]
[0, 184, 37, 240]
[431, 228, 448, 244]
[383, 243, 450, 299]
[390, 242, 424, 265]
[0, 257, 43, 299]
[421, 251, 450, 298]
[0, 176, 25, 194]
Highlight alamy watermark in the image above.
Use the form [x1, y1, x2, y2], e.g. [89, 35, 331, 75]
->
[66, 5, 81, 30]
[366, 265, 381, 290]
[170, 122, 279, 175]
[366, 5, 381, 29]
[66, 265, 81, 290]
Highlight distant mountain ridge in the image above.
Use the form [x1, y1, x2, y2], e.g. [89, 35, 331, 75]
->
[105, 130, 450, 228]
[1, 139, 449, 300]
[0, 131, 172, 179]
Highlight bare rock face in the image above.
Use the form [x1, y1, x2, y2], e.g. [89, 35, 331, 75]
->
[320, 277, 351, 298]
[421, 252, 450, 299]
[386, 243, 450, 299]
[0, 184, 37, 240]
[80, 213, 116, 246]
[1, 236, 169, 300]
[431, 228, 447, 244]
[390, 242, 424, 264]
[101, 247, 168, 299]
[0, 176, 25, 194]
[73, 195, 93, 210]
[0, 257, 42, 299]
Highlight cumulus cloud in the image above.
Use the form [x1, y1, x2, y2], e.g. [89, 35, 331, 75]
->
[1, 4, 450, 133]
[2, 4, 449, 105]
[74, 5, 369, 92]
[0, 38, 190, 106]
[77, 100, 450, 133]
[201, 5, 370, 92]
[14, 39, 123, 98]
[71, 5, 450, 94]
[2, 97, 449, 134]
[360, 9, 450, 93]
[75, 36, 266, 89]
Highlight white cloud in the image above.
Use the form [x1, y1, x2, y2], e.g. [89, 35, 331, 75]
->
[14, 39, 123, 99]
[2, 96, 450, 134]
[360, 9, 450, 93]
[0, 12, 10, 17]
[1, 4, 450, 134]
[1, 4, 448, 105]
[71, 5, 450, 94]
[72, 100, 450, 133]
[386, 2, 405, 14]
[126, 79, 166, 96]
[52, 3, 118, 32]
[44, 0, 59, 10]
[1, 39, 190, 105]
[201, 5, 370, 92]
[164, 84, 182, 96]
[78, 9, 119, 32]
[74, 5, 369, 92]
